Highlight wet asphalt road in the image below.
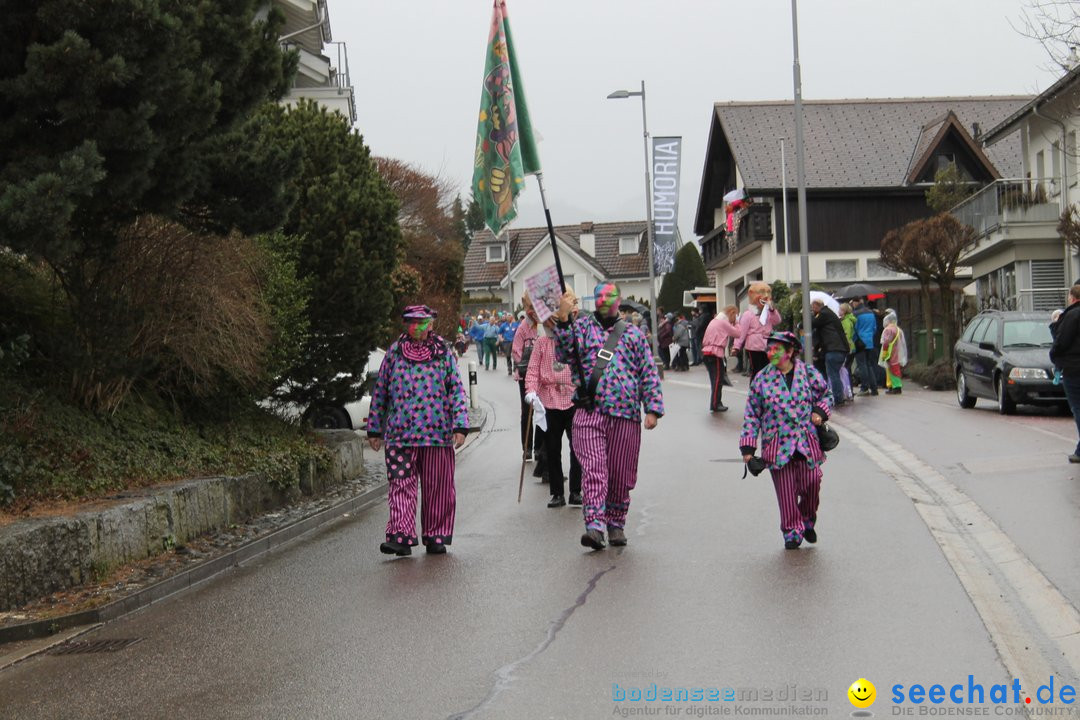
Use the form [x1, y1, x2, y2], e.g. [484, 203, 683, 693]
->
[1, 363, 1079, 719]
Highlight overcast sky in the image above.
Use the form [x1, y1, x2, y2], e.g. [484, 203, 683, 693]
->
[331, 1, 1064, 242]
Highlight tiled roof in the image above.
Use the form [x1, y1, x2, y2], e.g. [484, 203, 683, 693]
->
[464, 221, 651, 289]
[713, 97, 1029, 189]
[982, 65, 1080, 144]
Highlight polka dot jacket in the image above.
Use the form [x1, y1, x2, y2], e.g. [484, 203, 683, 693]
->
[366, 337, 470, 446]
[739, 360, 832, 469]
[552, 315, 664, 423]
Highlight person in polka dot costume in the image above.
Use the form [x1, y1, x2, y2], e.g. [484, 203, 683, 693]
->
[552, 281, 664, 551]
[739, 331, 833, 549]
[367, 305, 469, 556]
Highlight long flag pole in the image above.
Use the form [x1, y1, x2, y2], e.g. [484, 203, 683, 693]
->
[534, 172, 564, 288]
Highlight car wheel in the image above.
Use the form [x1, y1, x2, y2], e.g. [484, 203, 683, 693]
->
[995, 374, 1016, 415]
[956, 369, 976, 409]
[309, 406, 352, 430]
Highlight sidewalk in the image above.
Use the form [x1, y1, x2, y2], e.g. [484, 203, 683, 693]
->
[0, 407, 488, 655]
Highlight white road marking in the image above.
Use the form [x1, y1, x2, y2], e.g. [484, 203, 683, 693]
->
[834, 415, 1080, 701]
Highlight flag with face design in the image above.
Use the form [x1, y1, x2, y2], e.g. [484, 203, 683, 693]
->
[471, 0, 540, 237]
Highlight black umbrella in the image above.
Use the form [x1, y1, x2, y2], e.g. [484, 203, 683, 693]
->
[619, 300, 652, 329]
[833, 282, 883, 300]
[619, 300, 649, 315]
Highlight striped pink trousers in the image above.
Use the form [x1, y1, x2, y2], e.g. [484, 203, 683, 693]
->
[384, 446, 456, 547]
[572, 409, 642, 531]
[769, 457, 822, 540]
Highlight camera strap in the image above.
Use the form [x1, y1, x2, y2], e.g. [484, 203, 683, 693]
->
[584, 319, 626, 401]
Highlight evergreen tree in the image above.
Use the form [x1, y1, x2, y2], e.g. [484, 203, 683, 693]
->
[262, 101, 401, 409]
[658, 243, 709, 311]
[0, 1, 296, 267]
[464, 194, 485, 251]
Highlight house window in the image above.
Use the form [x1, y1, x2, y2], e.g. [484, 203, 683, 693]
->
[936, 154, 955, 173]
[866, 260, 901, 279]
[486, 245, 506, 263]
[825, 260, 857, 280]
[619, 236, 638, 255]
[562, 274, 576, 295]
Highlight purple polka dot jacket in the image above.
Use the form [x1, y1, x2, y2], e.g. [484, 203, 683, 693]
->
[739, 360, 833, 469]
[366, 337, 470, 446]
[552, 315, 664, 422]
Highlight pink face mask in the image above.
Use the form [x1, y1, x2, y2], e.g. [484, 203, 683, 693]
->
[406, 318, 432, 341]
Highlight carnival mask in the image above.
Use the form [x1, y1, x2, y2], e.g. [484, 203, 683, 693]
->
[407, 318, 432, 341]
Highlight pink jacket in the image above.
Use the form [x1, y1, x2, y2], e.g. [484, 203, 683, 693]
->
[702, 315, 741, 357]
[734, 306, 781, 353]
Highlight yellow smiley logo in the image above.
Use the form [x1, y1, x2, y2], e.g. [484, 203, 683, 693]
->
[848, 678, 876, 709]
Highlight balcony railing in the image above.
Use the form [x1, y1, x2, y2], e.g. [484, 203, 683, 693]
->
[950, 178, 1060, 239]
[701, 203, 773, 268]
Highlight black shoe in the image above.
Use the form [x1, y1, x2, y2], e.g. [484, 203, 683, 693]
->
[547, 495, 566, 508]
[380, 540, 412, 556]
[608, 527, 627, 546]
[803, 527, 817, 544]
[580, 529, 606, 550]
[1069, 454, 1080, 463]
[712, 404, 728, 412]
[871, 390, 880, 396]
[426, 543, 447, 554]
[856, 389, 872, 397]
[887, 387, 902, 394]
[784, 539, 801, 549]
[532, 461, 547, 478]
[567, 492, 583, 507]
[722, 379, 733, 387]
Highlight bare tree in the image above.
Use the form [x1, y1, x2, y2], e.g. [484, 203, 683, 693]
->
[880, 222, 937, 358]
[1015, 0, 1080, 72]
[375, 158, 466, 338]
[921, 214, 977, 356]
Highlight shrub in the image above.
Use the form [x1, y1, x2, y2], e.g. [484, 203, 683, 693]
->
[66, 215, 274, 411]
[905, 360, 955, 390]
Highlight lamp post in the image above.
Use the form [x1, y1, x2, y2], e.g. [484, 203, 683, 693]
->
[607, 81, 661, 361]
[791, 0, 814, 364]
[780, 137, 792, 285]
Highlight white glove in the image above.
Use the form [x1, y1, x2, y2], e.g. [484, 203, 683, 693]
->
[524, 392, 547, 432]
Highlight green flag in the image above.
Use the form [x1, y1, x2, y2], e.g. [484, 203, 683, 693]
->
[472, 0, 541, 237]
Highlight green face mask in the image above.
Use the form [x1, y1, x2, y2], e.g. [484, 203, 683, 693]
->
[767, 344, 789, 366]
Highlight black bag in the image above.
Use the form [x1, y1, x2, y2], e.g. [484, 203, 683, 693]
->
[817, 422, 840, 452]
[515, 339, 534, 374]
[743, 456, 768, 477]
[854, 336, 867, 352]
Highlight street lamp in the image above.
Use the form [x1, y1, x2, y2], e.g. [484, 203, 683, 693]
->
[607, 81, 661, 362]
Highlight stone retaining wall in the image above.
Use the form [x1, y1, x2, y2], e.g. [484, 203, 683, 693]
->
[0, 430, 364, 611]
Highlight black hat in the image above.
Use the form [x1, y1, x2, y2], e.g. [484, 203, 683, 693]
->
[766, 330, 802, 352]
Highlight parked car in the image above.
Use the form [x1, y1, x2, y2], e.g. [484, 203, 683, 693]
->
[262, 349, 385, 433]
[954, 311, 1066, 414]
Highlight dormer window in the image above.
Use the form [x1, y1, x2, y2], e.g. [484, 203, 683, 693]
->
[486, 245, 506, 263]
[618, 236, 638, 255]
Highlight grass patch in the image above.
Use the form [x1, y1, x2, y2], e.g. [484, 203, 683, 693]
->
[0, 376, 330, 514]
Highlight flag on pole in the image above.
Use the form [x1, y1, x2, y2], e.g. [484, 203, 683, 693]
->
[472, 0, 540, 237]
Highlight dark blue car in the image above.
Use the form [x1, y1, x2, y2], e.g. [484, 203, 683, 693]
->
[954, 311, 1067, 414]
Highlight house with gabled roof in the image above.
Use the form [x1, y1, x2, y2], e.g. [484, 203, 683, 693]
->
[955, 65, 1080, 312]
[464, 221, 664, 312]
[694, 97, 1029, 308]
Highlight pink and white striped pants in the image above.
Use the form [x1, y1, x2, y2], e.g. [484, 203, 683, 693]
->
[572, 409, 642, 531]
[384, 446, 456, 547]
[769, 457, 822, 539]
